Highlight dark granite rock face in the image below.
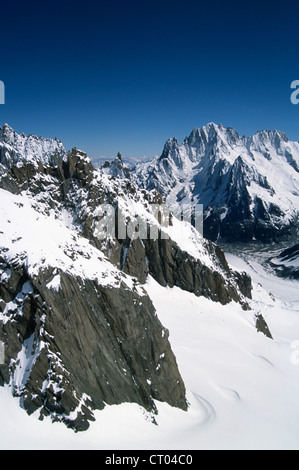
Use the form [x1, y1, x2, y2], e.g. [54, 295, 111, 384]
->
[255, 314, 273, 340]
[143, 236, 251, 307]
[0, 258, 187, 431]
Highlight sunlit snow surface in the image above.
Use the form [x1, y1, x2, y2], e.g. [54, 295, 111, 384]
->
[1, 246, 299, 450]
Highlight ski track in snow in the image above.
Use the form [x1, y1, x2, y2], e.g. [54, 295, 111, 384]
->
[218, 386, 241, 402]
[192, 393, 216, 426]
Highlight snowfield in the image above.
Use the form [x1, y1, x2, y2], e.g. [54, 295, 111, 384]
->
[1, 248, 299, 450]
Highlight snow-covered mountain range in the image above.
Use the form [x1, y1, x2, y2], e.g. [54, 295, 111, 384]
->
[134, 123, 299, 242]
[0, 124, 254, 431]
[1, 123, 299, 450]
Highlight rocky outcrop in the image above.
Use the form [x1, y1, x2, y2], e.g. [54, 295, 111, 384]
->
[136, 236, 251, 307]
[0, 257, 187, 431]
[255, 314, 273, 339]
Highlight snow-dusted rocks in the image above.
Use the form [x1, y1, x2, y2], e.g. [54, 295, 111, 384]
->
[270, 244, 299, 279]
[0, 123, 67, 169]
[0, 255, 187, 431]
[134, 123, 299, 243]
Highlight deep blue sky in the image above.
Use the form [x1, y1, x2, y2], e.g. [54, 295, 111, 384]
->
[1, 0, 299, 159]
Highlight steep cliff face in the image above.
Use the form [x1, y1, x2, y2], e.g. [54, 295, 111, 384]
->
[0, 258, 186, 431]
[0, 125, 254, 431]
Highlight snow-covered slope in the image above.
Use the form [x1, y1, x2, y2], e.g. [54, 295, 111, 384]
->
[134, 123, 299, 242]
[0, 188, 138, 289]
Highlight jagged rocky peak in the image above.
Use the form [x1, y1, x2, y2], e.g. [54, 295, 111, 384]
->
[185, 123, 241, 153]
[246, 129, 289, 159]
[251, 128, 288, 145]
[0, 123, 21, 144]
[160, 137, 180, 158]
[65, 147, 95, 184]
[101, 151, 131, 179]
[158, 137, 186, 171]
[189, 122, 220, 141]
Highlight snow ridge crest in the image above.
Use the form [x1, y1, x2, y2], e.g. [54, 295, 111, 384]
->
[0, 123, 67, 169]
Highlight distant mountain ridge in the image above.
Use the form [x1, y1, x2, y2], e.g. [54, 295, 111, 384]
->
[134, 123, 299, 243]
